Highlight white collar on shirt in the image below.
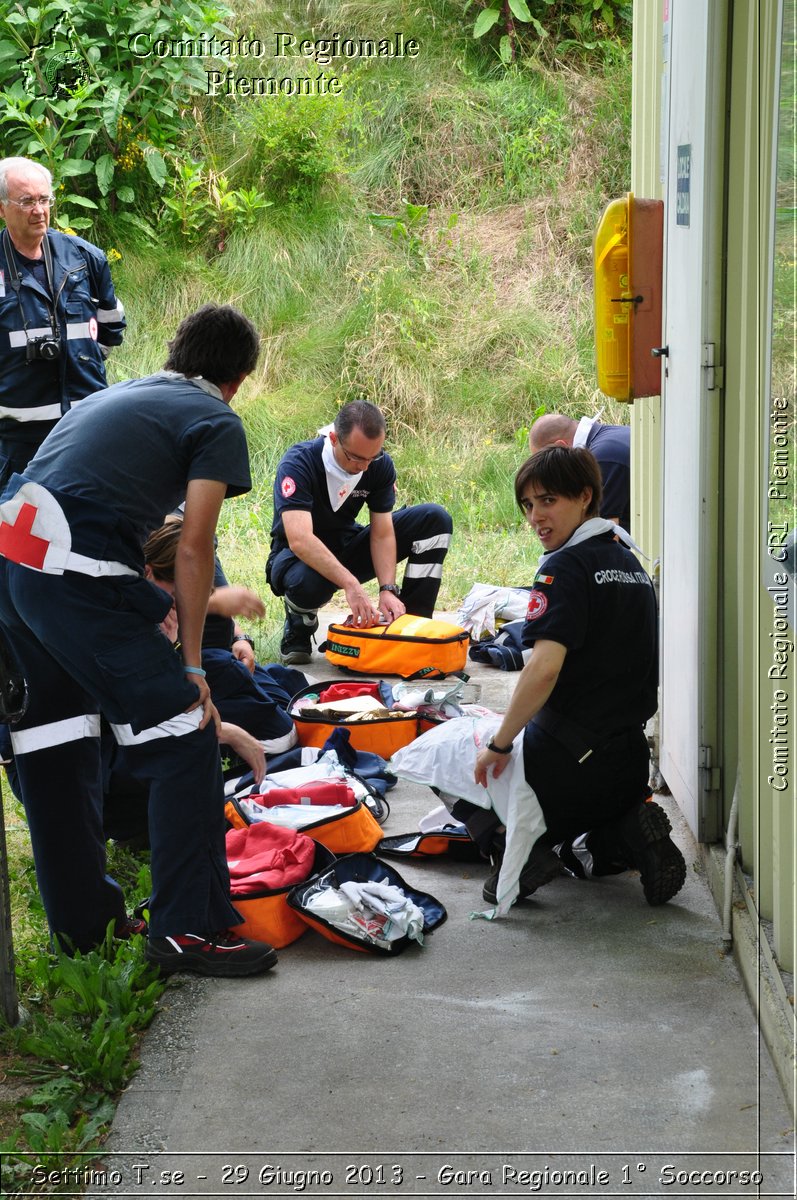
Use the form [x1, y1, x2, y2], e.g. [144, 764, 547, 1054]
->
[320, 433, 363, 512]
[572, 415, 597, 448]
[158, 370, 223, 400]
[538, 517, 648, 568]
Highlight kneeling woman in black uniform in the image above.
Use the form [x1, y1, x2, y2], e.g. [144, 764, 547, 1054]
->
[474, 445, 685, 907]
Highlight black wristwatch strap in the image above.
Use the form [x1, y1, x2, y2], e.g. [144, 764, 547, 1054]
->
[234, 634, 256, 650]
[379, 583, 400, 595]
[487, 739, 513, 755]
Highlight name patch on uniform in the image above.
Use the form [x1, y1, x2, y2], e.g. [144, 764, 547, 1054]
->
[594, 569, 650, 585]
[281, 476, 296, 498]
[526, 590, 548, 620]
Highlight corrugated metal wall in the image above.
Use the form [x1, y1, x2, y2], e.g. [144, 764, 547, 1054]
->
[631, 0, 795, 973]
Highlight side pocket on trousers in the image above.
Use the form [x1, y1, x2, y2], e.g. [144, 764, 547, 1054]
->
[95, 629, 178, 682]
[94, 630, 194, 733]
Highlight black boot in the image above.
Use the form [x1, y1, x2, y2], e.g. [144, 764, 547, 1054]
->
[611, 800, 686, 905]
[483, 834, 563, 905]
[279, 603, 318, 666]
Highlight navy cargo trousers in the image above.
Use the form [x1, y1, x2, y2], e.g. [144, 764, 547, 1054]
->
[0, 559, 239, 953]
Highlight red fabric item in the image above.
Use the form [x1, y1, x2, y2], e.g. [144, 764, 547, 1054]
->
[249, 782, 356, 808]
[317, 682, 383, 703]
[226, 823, 316, 895]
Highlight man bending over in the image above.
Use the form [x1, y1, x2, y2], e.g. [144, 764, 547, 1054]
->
[266, 400, 453, 664]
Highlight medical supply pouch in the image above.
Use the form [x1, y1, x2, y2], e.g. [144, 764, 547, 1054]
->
[287, 852, 447, 955]
[322, 614, 469, 679]
[226, 823, 334, 949]
[225, 742, 392, 823]
[225, 787, 383, 856]
[290, 679, 420, 758]
[377, 830, 482, 862]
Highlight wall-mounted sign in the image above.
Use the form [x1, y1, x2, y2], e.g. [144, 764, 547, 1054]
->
[676, 143, 691, 226]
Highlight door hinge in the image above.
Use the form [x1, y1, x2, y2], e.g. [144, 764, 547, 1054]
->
[699, 744, 721, 792]
[702, 343, 724, 390]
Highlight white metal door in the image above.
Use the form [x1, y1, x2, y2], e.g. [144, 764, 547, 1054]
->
[658, 0, 726, 840]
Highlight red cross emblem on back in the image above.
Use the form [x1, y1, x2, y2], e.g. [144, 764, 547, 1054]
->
[0, 502, 49, 570]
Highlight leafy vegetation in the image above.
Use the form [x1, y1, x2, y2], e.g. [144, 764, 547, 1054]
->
[0, 805, 161, 1191]
[468, 0, 632, 63]
[1, 0, 633, 1183]
[0, 0, 275, 245]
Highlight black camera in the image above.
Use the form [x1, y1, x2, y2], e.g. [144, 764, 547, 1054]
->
[26, 334, 61, 363]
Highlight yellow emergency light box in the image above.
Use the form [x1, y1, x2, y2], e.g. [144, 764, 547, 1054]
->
[593, 192, 663, 402]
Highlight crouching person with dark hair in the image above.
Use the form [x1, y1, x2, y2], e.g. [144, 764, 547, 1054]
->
[0, 304, 278, 976]
[471, 446, 686, 910]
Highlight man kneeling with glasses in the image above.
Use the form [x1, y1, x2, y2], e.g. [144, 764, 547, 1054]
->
[267, 399, 453, 664]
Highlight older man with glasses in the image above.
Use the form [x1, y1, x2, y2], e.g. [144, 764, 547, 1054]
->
[267, 399, 453, 664]
[0, 157, 125, 489]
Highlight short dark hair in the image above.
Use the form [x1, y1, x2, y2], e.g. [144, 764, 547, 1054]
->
[514, 446, 602, 518]
[164, 304, 260, 384]
[334, 399, 385, 441]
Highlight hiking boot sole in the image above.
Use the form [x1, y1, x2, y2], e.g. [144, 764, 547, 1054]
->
[620, 801, 686, 906]
[280, 647, 313, 666]
[145, 943, 278, 978]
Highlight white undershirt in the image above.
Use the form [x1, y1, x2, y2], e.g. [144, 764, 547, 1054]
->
[321, 434, 363, 512]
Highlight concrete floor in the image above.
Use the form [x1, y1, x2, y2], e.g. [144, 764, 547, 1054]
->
[89, 615, 795, 1199]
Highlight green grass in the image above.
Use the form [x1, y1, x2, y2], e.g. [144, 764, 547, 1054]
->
[93, 0, 633, 695]
[0, 786, 162, 1188]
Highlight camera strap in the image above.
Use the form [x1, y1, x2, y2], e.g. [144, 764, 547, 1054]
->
[2, 229, 60, 341]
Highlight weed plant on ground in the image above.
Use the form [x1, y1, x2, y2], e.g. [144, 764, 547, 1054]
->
[0, 786, 161, 1189]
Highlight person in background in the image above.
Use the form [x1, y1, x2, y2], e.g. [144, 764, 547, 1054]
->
[267, 399, 453, 665]
[0, 157, 125, 489]
[529, 413, 630, 530]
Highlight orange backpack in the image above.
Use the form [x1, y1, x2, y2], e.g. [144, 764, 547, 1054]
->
[290, 679, 420, 758]
[226, 823, 334, 949]
[322, 614, 469, 679]
[225, 789, 383, 857]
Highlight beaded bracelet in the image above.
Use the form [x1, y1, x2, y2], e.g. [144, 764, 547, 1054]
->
[183, 666, 207, 677]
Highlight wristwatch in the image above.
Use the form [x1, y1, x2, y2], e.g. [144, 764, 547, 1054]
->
[487, 739, 513, 755]
[379, 583, 401, 596]
[234, 633, 256, 650]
